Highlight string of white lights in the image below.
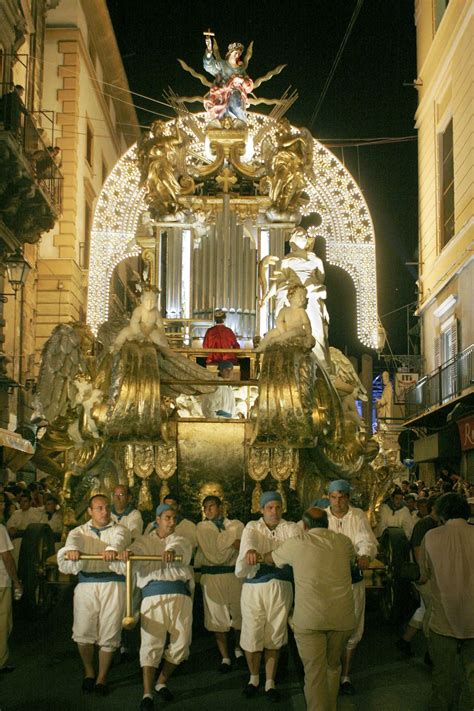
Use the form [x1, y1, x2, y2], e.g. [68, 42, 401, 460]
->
[86, 112, 378, 349]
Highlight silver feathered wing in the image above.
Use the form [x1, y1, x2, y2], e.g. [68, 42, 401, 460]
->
[33, 323, 93, 424]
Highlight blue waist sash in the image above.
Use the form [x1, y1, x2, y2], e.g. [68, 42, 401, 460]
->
[245, 563, 293, 585]
[142, 580, 190, 599]
[78, 571, 125, 584]
[200, 565, 236, 575]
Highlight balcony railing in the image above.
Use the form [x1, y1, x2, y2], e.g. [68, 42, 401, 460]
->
[405, 344, 474, 419]
[0, 84, 62, 214]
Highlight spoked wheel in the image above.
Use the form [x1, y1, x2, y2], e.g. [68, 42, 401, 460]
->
[379, 527, 411, 624]
[18, 523, 56, 617]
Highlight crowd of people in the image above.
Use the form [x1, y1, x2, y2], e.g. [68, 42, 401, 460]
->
[0, 474, 473, 711]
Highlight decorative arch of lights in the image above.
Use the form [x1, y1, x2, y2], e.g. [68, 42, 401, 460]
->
[87, 112, 378, 348]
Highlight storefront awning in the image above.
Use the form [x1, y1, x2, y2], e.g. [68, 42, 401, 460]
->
[0, 427, 35, 472]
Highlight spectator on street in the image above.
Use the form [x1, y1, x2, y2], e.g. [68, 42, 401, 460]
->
[7, 493, 43, 538]
[0, 494, 23, 673]
[419, 493, 474, 710]
[264, 507, 355, 711]
[42, 496, 63, 541]
[397, 495, 439, 659]
[376, 487, 415, 540]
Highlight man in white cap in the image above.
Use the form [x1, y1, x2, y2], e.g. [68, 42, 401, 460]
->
[195, 495, 244, 671]
[235, 491, 300, 702]
[57, 494, 131, 696]
[325, 479, 378, 696]
[114, 503, 193, 711]
[143, 494, 197, 552]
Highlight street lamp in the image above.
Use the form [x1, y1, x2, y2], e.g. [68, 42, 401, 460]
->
[0, 250, 31, 302]
[5, 249, 31, 291]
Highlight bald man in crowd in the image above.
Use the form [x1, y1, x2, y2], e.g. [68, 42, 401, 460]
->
[265, 507, 355, 711]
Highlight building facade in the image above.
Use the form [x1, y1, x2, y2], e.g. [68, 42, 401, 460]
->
[405, 0, 473, 480]
[36, 0, 139, 356]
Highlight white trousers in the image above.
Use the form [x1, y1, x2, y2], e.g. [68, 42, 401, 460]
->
[72, 582, 125, 652]
[201, 573, 242, 632]
[346, 582, 365, 650]
[240, 580, 293, 653]
[140, 593, 192, 668]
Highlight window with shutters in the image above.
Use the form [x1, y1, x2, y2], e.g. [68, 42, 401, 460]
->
[439, 316, 458, 400]
[440, 119, 454, 249]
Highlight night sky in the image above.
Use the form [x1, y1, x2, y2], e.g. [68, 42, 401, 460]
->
[106, 0, 418, 360]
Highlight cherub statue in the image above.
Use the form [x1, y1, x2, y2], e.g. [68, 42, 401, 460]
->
[112, 287, 169, 352]
[256, 283, 315, 352]
[72, 375, 104, 439]
[262, 119, 314, 221]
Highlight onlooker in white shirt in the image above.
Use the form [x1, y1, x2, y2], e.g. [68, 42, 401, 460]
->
[419, 493, 474, 710]
[0, 494, 22, 673]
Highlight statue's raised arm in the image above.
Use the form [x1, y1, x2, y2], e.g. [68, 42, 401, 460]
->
[202, 35, 254, 125]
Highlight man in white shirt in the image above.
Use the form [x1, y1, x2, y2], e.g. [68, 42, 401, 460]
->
[114, 503, 193, 711]
[143, 494, 197, 552]
[57, 494, 131, 695]
[0, 493, 22, 673]
[195, 495, 244, 671]
[235, 491, 300, 702]
[110, 485, 143, 540]
[7, 492, 43, 537]
[266, 506, 356, 711]
[376, 487, 415, 541]
[110, 484, 143, 661]
[201, 361, 239, 418]
[419, 493, 474, 711]
[325, 479, 378, 696]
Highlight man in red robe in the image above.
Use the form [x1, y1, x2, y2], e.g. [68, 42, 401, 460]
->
[203, 309, 240, 365]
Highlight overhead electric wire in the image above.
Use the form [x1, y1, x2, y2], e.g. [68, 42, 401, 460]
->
[309, 0, 364, 129]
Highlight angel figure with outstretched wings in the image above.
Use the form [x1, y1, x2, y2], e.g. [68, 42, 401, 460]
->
[176, 34, 286, 124]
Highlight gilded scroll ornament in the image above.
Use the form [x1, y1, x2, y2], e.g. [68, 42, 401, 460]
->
[155, 441, 177, 501]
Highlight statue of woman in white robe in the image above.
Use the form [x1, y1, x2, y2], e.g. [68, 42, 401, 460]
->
[260, 227, 330, 368]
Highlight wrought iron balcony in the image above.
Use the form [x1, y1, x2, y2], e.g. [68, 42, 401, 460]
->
[405, 344, 474, 420]
[0, 84, 62, 247]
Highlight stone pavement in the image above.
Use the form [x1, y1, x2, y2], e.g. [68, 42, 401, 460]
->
[1, 589, 434, 711]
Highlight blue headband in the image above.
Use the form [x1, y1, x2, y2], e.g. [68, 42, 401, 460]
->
[260, 491, 282, 507]
[328, 480, 351, 495]
[311, 498, 330, 508]
[156, 503, 173, 517]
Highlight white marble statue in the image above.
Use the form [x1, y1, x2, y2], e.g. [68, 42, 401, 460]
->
[260, 227, 330, 366]
[257, 283, 315, 352]
[376, 371, 394, 420]
[112, 288, 169, 352]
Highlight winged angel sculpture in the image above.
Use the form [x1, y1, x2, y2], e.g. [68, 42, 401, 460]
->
[31, 289, 217, 503]
[176, 33, 287, 124]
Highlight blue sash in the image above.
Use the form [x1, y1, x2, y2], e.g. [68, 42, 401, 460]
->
[142, 580, 190, 599]
[78, 571, 125, 583]
[245, 564, 293, 585]
[200, 565, 235, 575]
